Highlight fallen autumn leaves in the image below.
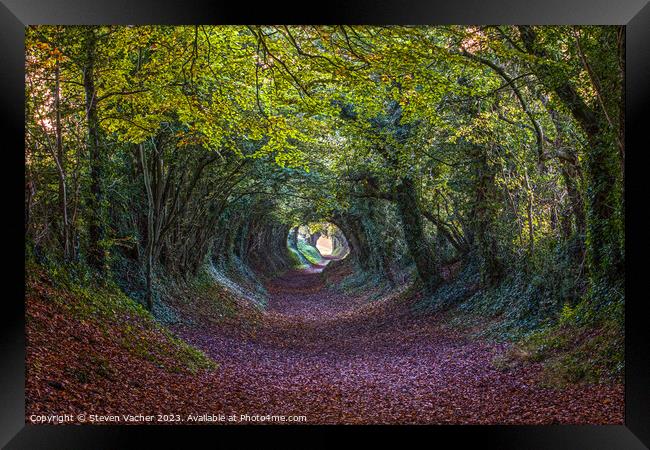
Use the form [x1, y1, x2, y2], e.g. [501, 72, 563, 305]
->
[25, 260, 623, 425]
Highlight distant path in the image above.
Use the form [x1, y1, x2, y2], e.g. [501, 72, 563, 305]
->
[175, 260, 623, 424]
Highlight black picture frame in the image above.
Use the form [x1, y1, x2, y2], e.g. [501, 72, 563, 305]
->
[2, 1, 648, 448]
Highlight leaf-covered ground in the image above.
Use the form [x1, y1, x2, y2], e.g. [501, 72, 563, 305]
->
[26, 260, 623, 424]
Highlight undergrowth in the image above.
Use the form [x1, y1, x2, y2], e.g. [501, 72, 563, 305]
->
[26, 258, 217, 375]
[209, 253, 268, 307]
[500, 284, 624, 387]
[412, 249, 624, 387]
[296, 240, 323, 265]
[287, 244, 310, 268]
[324, 258, 402, 302]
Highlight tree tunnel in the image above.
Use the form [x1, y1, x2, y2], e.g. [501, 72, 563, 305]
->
[24, 25, 626, 426]
[199, 190, 418, 306]
[286, 222, 350, 266]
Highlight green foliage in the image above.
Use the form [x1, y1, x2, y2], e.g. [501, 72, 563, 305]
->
[287, 245, 310, 269]
[413, 261, 481, 314]
[514, 297, 624, 386]
[333, 265, 393, 300]
[296, 240, 323, 265]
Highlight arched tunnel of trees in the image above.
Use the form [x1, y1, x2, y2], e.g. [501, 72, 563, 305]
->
[287, 223, 349, 261]
[25, 25, 625, 424]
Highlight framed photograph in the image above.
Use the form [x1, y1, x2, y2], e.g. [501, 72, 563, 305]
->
[2, 0, 648, 447]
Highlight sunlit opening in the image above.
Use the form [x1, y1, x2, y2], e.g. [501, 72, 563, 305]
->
[316, 235, 333, 256]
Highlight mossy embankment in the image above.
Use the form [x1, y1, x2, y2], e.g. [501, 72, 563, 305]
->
[25, 259, 218, 418]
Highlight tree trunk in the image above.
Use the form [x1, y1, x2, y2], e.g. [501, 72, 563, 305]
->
[83, 28, 106, 272]
[309, 232, 321, 247]
[53, 60, 71, 261]
[472, 146, 503, 286]
[287, 226, 299, 250]
[559, 157, 586, 238]
[395, 177, 442, 291]
[546, 106, 587, 241]
[523, 167, 535, 255]
[139, 143, 155, 310]
[518, 25, 624, 282]
[420, 209, 469, 255]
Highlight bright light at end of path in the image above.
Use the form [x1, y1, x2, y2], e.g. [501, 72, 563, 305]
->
[316, 236, 333, 256]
